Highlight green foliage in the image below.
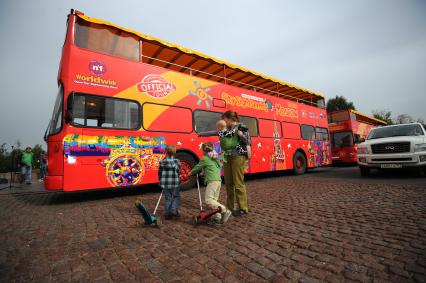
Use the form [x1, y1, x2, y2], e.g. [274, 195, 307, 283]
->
[372, 109, 394, 125]
[326, 95, 356, 112]
[395, 114, 415, 124]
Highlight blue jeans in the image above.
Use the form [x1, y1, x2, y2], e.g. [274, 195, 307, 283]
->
[21, 165, 32, 184]
[40, 165, 47, 179]
[164, 187, 180, 215]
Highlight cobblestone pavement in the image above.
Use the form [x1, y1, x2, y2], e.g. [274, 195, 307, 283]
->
[0, 175, 425, 282]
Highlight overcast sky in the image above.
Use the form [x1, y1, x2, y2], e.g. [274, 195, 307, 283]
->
[0, 0, 425, 148]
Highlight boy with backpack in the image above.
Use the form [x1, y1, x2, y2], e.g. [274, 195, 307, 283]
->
[190, 142, 232, 224]
[158, 144, 181, 220]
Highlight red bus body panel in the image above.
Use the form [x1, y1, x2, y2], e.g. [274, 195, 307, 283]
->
[45, 13, 331, 191]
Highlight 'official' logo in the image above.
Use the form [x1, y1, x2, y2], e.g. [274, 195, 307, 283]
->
[137, 74, 176, 99]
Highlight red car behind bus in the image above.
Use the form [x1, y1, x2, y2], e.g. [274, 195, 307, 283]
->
[328, 110, 386, 164]
[44, 10, 332, 191]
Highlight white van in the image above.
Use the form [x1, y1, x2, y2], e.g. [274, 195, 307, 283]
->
[356, 123, 426, 176]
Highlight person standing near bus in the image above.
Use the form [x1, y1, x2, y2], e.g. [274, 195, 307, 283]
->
[21, 147, 34, 185]
[158, 144, 181, 220]
[221, 110, 251, 216]
[38, 152, 48, 183]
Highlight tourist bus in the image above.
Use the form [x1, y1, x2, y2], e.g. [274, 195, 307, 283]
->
[44, 10, 331, 191]
[328, 110, 386, 164]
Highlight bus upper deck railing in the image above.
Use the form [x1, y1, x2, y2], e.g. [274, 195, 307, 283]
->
[141, 55, 323, 108]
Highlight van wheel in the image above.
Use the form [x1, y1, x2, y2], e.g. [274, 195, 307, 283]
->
[359, 166, 370, 176]
[293, 152, 307, 175]
[176, 152, 197, 190]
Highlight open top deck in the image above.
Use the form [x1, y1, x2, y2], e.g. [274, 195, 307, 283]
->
[328, 109, 386, 126]
[74, 10, 325, 107]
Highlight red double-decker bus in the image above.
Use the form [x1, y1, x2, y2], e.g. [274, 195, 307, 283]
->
[328, 110, 386, 164]
[44, 10, 331, 191]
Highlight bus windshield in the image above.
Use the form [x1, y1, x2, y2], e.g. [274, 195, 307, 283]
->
[331, 131, 353, 148]
[368, 124, 424, 140]
[47, 86, 63, 137]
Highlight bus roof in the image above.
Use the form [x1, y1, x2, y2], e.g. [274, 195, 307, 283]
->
[351, 110, 387, 126]
[329, 109, 387, 125]
[75, 11, 325, 106]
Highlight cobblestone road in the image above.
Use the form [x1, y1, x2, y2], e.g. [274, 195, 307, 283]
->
[0, 175, 425, 282]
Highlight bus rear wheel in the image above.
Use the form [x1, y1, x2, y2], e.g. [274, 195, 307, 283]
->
[293, 151, 307, 175]
[176, 151, 197, 190]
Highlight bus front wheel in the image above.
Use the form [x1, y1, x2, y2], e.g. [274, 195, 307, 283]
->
[293, 152, 307, 175]
[176, 151, 197, 190]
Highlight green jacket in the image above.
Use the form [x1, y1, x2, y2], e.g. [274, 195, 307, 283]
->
[190, 155, 222, 185]
[21, 152, 34, 167]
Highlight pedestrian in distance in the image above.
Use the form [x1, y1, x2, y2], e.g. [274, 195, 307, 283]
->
[158, 144, 181, 220]
[38, 151, 48, 183]
[20, 147, 34, 185]
[189, 142, 232, 225]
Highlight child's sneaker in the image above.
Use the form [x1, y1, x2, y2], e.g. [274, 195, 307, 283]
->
[207, 219, 222, 226]
[221, 209, 232, 224]
[171, 209, 180, 218]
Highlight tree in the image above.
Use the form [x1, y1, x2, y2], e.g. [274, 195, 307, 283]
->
[326, 95, 356, 112]
[372, 109, 394, 125]
[32, 144, 44, 169]
[395, 114, 414, 124]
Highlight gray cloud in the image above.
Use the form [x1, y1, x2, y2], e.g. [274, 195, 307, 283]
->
[0, 0, 425, 148]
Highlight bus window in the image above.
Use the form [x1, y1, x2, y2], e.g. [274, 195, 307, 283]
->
[75, 18, 140, 61]
[70, 94, 140, 129]
[301, 124, 315, 140]
[239, 116, 258, 137]
[315, 127, 329, 141]
[143, 103, 192, 133]
[331, 132, 353, 148]
[194, 110, 222, 133]
[259, 119, 281, 138]
[282, 122, 300, 139]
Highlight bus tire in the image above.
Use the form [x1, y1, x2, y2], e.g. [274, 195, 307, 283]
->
[359, 166, 370, 177]
[176, 151, 197, 190]
[293, 151, 307, 175]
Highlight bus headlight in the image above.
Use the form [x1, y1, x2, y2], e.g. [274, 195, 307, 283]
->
[414, 143, 426, 152]
[357, 146, 369, 154]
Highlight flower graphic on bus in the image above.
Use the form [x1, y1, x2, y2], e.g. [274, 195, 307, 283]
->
[104, 152, 145, 187]
[188, 81, 213, 108]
